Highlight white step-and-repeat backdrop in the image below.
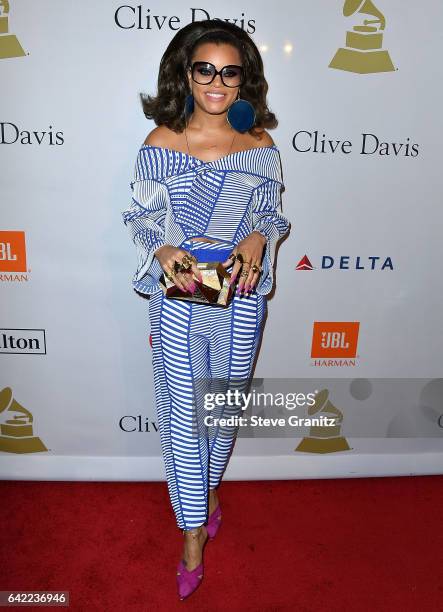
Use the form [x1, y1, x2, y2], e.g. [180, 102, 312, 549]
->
[1, 1, 442, 480]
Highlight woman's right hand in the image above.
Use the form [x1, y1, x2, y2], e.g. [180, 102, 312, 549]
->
[154, 245, 203, 293]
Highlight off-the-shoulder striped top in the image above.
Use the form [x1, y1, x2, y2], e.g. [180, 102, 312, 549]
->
[122, 144, 291, 296]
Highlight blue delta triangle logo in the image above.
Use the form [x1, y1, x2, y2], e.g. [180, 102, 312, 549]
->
[296, 255, 314, 270]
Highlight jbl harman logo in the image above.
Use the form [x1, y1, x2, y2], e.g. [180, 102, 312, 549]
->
[311, 322, 359, 358]
[0, 231, 27, 272]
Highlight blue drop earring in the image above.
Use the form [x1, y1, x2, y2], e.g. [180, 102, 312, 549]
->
[184, 93, 194, 118]
[227, 91, 256, 133]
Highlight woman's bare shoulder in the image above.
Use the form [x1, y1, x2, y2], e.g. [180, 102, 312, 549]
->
[143, 125, 181, 147]
[244, 128, 275, 149]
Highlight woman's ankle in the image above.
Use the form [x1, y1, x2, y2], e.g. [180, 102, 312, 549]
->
[208, 488, 219, 511]
[183, 524, 207, 537]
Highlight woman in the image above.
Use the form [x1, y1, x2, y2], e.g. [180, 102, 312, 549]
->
[122, 19, 291, 600]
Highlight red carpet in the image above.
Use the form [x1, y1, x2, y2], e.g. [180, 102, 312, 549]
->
[1, 476, 442, 611]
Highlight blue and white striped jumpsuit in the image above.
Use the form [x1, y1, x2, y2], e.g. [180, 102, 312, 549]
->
[122, 144, 290, 529]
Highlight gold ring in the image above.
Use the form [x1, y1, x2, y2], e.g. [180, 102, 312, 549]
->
[179, 263, 192, 273]
[235, 253, 244, 264]
[173, 261, 183, 274]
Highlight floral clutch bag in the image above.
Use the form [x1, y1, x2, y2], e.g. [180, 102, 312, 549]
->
[159, 237, 235, 306]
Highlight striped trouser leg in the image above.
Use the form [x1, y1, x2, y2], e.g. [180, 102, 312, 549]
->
[207, 292, 267, 489]
[148, 289, 266, 529]
[148, 289, 211, 530]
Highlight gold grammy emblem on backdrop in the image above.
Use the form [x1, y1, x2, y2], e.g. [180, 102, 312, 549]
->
[0, 0, 25, 60]
[0, 387, 47, 453]
[329, 0, 395, 74]
[295, 389, 351, 454]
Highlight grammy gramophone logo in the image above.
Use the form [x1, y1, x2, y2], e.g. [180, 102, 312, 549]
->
[329, 0, 395, 74]
[0, 1, 25, 60]
[295, 388, 351, 454]
[0, 387, 47, 453]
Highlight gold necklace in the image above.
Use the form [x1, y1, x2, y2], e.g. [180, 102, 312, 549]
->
[184, 120, 236, 161]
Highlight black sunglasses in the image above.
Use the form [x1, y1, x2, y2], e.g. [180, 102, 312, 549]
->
[189, 61, 244, 88]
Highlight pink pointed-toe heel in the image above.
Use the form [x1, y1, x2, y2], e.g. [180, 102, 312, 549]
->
[176, 526, 207, 600]
[206, 504, 222, 540]
[176, 558, 204, 600]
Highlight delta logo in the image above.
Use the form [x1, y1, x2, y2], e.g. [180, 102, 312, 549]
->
[0, 231, 29, 281]
[296, 254, 393, 271]
[311, 322, 360, 367]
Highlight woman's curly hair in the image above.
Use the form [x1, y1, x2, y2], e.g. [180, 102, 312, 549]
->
[140, 19, 277, 136]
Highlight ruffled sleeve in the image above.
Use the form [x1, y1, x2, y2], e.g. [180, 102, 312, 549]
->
[121, 147, 169, 295]
[251, 154, 291, 295]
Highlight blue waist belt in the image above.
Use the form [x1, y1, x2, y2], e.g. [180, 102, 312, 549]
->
[183, 237, 235, 264]
[191, 246, 233, 263]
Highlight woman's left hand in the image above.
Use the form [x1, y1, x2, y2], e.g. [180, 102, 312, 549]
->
[221, 231, 267, 295]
